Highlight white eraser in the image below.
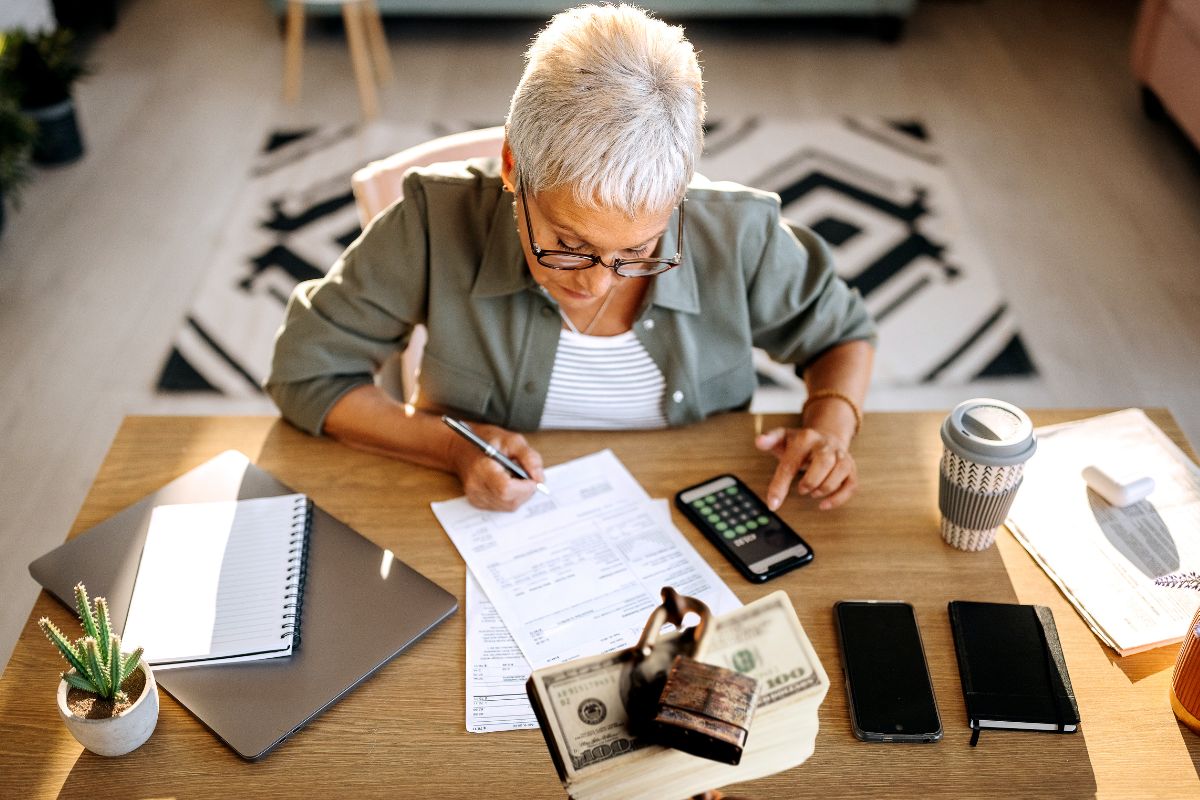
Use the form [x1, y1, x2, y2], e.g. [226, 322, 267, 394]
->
[1081, 465, 1155, 507]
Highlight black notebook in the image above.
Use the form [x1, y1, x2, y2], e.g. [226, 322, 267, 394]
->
[948, 601, 1080, 746]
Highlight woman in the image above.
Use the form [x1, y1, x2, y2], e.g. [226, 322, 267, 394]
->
[267, 4, 876, 512]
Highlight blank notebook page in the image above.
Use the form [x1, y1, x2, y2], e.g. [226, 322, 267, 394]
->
[121, 494, 308, 668]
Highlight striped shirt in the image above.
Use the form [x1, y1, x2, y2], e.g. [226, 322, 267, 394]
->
[538, 329, 667, 430]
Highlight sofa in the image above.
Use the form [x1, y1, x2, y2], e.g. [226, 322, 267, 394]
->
[1132, 0, 1200, 150]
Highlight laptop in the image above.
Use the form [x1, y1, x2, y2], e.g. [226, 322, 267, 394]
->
[29, 450, 457, 760]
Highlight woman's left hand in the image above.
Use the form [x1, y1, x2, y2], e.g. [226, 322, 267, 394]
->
[755, 426, 858, 512]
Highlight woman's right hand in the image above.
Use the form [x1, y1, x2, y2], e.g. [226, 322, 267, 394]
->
[446, 423, 547, 511]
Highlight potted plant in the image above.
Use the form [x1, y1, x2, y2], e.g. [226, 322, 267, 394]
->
[0, 96, 36, 237]
[1155, 571, 1200, 734]
[0, 28, 89, 164]
[39, 583, 159, 756]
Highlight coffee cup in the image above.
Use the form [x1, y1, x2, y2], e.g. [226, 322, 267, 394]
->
[938, 399, 1037, 551]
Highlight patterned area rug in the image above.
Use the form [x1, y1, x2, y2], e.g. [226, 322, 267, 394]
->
[156, 118, 1037, 409]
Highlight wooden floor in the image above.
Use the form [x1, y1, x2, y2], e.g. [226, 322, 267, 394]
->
[1, 0, 1198, 676]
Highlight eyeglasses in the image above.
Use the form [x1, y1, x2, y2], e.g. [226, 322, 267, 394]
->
[519, 185, 685, 278]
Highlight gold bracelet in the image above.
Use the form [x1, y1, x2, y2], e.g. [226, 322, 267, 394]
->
[802, 389, 862, 437]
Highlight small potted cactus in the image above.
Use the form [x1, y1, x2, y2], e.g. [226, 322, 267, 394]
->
[1155, 571, 1200, 734]
[39, 582, 159, 756]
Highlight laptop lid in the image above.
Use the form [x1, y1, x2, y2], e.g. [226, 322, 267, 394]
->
[29, 450, 457, 760]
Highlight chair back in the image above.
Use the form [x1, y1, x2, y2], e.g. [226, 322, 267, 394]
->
[351, 125, 506, 227]
[349, 126, 506, 403]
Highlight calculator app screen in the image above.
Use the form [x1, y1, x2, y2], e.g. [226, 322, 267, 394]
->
[688, 483, 807, 568]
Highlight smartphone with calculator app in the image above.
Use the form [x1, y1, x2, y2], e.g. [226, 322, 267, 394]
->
[675, 474, 813, 583]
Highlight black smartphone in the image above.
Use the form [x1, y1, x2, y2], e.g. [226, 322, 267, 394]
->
[675, 474, 813, 583]
[834, 600, 943, 743]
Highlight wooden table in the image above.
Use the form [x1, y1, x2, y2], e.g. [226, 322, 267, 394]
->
[2, 411, 1198, 798]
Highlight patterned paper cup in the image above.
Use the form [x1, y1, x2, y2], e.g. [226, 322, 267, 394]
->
[938, 399, 1037, 551]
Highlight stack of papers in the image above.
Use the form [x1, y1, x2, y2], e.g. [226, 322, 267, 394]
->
[1006, 409, 1200, 655]
[432, 450, 742, 733]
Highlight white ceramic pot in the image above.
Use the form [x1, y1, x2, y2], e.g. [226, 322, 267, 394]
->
[56, 659, 159, 756]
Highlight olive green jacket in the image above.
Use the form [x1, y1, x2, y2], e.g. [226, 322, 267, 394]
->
[267, 159, 876, 434]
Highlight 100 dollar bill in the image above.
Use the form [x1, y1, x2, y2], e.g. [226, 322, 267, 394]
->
[526, 590, 828, 783]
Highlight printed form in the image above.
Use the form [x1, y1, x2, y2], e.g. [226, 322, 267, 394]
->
[465, 571, 539, 733]
[435, 450, 742, 732]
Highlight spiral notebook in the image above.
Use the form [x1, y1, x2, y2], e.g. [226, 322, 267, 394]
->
[120, 493, 312, 668]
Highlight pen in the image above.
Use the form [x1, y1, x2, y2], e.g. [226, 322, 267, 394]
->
[441, 415, 551, 496]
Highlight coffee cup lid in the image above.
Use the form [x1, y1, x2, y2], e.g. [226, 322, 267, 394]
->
[941, 398, 1036, 467]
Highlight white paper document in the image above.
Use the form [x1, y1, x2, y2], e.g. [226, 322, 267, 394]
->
[1006, 409, 1200, 655]
[465, 571, 539, 734]
[438, 449, 741, 686]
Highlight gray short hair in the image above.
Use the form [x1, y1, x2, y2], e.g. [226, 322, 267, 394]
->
[506, 4, 705, 216]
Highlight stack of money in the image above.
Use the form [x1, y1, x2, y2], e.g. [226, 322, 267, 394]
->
[526, 591, 828, 800]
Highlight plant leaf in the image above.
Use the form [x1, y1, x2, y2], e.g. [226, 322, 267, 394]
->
[62, 671, 101, 695]
[74, 583, 99, 645]
[38, 618, 90, 678]
[1155, 571, 1200, 592]
[121, 648, 143, 676]
[73, 638, 96, 684]
[95, 597, 112, 667]
[83, 637, 110, 699]
[109, 633, 123, 690]
[121, 647, 144, 683]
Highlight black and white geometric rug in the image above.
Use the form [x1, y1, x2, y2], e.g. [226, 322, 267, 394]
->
[156, 118, 1037, 409]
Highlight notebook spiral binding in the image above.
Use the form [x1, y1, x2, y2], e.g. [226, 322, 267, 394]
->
[280, 497, 313, 647]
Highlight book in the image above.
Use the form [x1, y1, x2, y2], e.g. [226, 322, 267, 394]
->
[948, 600, 1080, 745]
[120, 493, 312, 668]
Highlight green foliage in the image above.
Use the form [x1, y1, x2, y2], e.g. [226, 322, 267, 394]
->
[75, 582, 100, 646]
[38, 583, 145, 704]
[0, 97, 34, 203]
[0, 28, 90, 109]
